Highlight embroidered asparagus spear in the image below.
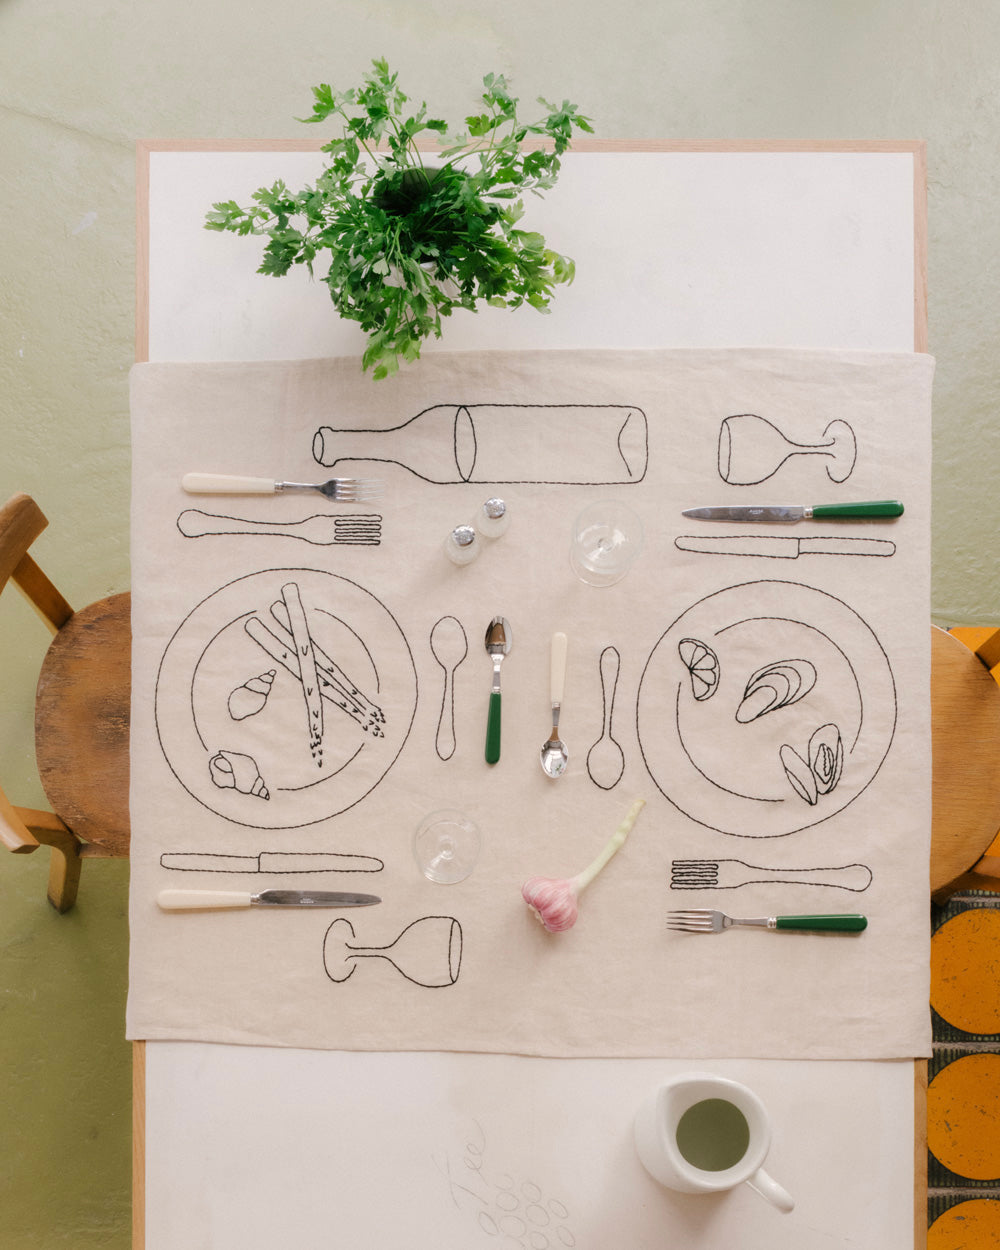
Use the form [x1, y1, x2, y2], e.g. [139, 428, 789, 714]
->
[280, 582, 324, 766]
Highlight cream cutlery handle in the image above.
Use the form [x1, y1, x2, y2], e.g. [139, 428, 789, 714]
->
[182, 473, 277, 494]
[550, 632, 568, 704]
[157, 889, 253, 910]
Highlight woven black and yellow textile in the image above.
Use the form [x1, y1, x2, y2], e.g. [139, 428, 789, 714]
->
[927, 890, 1000, 1245]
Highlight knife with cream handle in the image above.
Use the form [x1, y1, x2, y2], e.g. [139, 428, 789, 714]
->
[681, 500, 903, 522]
[157, 889, 381, 911]
[675, 535, 896, 558]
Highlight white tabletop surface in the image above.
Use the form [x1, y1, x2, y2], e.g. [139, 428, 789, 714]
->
[138, 143, 923, 1249]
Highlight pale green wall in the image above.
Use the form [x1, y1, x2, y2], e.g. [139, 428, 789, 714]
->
[2, 1, 998, 1244]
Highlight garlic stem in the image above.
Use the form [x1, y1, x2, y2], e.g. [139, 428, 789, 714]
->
[572, 798, 645, 892]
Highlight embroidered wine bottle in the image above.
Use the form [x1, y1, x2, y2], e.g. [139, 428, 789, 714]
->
[312, 404, 648, 485]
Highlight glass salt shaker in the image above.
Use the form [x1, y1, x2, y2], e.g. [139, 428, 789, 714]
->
[474, 497, 509, 539]
[444, 524, 479, 565]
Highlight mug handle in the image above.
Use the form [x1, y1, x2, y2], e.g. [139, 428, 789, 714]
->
[745, 1167, 795, 1213]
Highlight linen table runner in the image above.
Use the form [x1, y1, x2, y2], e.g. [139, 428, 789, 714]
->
[127, 347, 933, 1058]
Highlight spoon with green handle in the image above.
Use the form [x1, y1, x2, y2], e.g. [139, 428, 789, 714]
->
[666, 909, 867, 933]
[484, 616, 511, 765]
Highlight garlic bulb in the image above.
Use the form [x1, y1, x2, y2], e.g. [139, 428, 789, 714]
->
[522, 797, 645, 932]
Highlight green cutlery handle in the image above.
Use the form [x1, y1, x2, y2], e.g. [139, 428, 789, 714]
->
[485, 691, 501, 764]
[811, 501, 903, 519]
[775, 914, 868, 931]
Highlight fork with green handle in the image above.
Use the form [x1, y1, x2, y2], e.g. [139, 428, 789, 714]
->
[667, 909, 867, 933]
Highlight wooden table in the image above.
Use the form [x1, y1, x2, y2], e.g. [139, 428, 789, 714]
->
[134, 141, 929, 1250]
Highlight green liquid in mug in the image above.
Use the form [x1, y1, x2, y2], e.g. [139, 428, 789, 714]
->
[675, 1098, 750, 1172]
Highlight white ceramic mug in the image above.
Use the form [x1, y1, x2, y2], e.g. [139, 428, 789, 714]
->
[634, 1073, 794, 1212]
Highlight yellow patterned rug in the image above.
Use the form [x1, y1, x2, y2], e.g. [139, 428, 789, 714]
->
[928, 890, 1000, 1244]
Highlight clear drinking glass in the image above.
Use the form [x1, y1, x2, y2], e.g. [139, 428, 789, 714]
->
[413, 809, 481, 883]
[569, 500, 645, 587]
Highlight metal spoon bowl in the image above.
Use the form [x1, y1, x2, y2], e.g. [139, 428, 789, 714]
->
[540, 632, 569, 778]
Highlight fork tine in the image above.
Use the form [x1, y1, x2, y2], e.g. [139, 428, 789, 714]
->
[666, 908, 718, 933]
[666, 910, 715, 932]
[330, 479, 383, 502]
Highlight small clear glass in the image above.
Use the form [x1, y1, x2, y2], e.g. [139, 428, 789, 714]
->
[569, 500, 645, 587]
[413, 809, 481, 883]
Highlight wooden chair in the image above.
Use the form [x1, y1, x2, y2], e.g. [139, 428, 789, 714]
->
[930, 624, 1000, 901]
[0, 492, 130, 911]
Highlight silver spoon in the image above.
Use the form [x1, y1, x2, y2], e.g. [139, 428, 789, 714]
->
[540, 632, 569, 778]
[484, 616, 511, 764]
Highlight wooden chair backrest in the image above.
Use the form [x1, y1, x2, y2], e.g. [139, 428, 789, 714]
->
[0, 493, 73, 631]
[0, 493, 75, 852]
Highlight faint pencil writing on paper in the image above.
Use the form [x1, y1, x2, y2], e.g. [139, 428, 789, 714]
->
[435, 1121, 576, 1247]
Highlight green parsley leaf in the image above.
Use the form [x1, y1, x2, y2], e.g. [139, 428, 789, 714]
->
[204, 59, 592, 378]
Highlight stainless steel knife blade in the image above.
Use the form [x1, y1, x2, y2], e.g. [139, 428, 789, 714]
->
[682, 504, 806, 523]
[252, 890, 380, 907]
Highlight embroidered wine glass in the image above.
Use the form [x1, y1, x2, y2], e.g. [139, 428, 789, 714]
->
[323, 915, 463, 987]
[718, 414, 857, 485]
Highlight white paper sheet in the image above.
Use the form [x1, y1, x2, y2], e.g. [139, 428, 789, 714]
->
[143, 1045, 918, 1250]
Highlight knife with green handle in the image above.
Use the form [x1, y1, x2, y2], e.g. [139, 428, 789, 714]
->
[682, 501, 903, 523]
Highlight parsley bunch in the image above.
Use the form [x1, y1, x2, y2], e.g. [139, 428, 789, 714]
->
[205, 59, 593, 378]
